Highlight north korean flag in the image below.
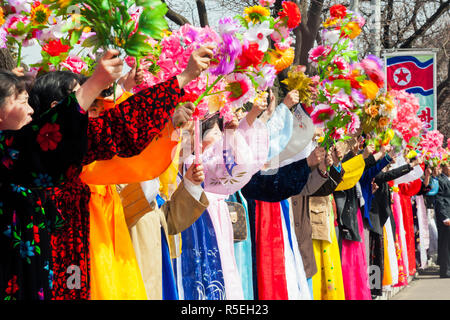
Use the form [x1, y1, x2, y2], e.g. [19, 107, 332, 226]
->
[386, 56, 433, 96]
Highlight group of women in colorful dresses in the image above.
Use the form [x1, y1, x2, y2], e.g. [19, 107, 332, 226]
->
[0, 46, 448, 301]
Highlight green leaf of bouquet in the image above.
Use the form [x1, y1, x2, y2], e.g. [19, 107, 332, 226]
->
[136, 0, 165, 7]
[70, 29, 82, 46]
[139, 5, 169, 39]
[332, 79, 351, 92]
[49, 56, 61, 66]
[100, 0, 111, 11]
[234, 15, 249, 29]
[82, 34, 100, 48]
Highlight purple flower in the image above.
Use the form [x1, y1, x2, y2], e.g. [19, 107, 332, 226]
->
[218, 17, 241, 35]
[366, 54, 384, 70]
[210, 33, 242, 76]
[351, 88, 366, 106]
[255, 65, 277, 91]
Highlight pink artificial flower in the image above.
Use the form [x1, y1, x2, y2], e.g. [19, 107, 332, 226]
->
[274, 37, 294, 50]
[308, 45, 331, 66]
[347, 112, 360, 134]
[420, 130, 444, 153]
[60, 56, 87, 74]
[271, 24, 290, 43]
[259, 0, 276, 7]
[333, 56, 350, 71]
[331, 90, 353, 111]
[331, 128, 345, 141]
[353, 12, 366, 28]
[360, 55, 385, 88]
[225, 73, 256, 108]
[310, 103, 334, 124]
[193, 101, 209, 119]
[219, 104, 234, 123]
[5, 15, 30, 41]
[255, 64, 277, 91]
[8, 0, 31, 13]
[0, 29, 7, 49]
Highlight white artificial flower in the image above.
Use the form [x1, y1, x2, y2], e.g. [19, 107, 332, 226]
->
[244, 20, 273, 52]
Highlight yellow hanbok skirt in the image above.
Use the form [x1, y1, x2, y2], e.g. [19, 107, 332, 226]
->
[312, 197, 345, 300]
[88, 185, 148, 300]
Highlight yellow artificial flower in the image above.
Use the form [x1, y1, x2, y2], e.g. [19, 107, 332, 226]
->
[385, 96, 395, 112]
[365, 105, 379, 118]
[244, 5, 270, 23]
[57, 0, 72, 9]
[377, 116, 389, 128]
[281, 66, 313, 105]
[161, 29, 172, 37]
[253, 91, 268, 105]
[342, 21, 361, 39]
[392, 186, 399, 193]
[268, 47, 295, 73]
[360, 80, 379, 100]
[206, 92, 227, 113]
[31, 3, 52, 25]
[323, 17, 339, 28]
[0, 7, 5, 27]
[114, 37, 125, 47]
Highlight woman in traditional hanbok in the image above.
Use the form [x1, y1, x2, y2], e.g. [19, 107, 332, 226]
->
[176, 101, 269, 300]
[0, 51, 122, 300]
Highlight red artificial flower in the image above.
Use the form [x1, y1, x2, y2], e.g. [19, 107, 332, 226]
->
[330, 4, 347, 19]
[5, 276, 19, 295]
[33, 225, 40, 244]
[36, 123, 62, 151]
[42, 39, 70, 57]
[237, 42, 264, 69]
[278, 1, 302, 29]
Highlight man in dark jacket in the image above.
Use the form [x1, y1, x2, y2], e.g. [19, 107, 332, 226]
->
[434, 163, 450, 278]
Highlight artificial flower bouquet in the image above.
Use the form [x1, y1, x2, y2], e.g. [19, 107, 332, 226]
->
[390, 89, 424, 145]
[281, 65, 319, 111]
[420, 130, 447, 167]
[0, 1, 53, 67]
[43, 0, 168, 67]
[308, 4, 370, 150]
[360, 89, 397, 134]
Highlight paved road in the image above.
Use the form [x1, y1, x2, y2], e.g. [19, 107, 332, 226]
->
[392, 269, 450, 300]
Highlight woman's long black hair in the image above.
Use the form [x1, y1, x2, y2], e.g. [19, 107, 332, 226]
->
[28, 71, 87, 118]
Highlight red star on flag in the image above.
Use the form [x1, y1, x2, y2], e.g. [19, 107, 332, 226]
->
[395, 68, 409, 84]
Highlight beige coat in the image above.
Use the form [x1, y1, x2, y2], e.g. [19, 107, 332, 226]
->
[291, 169, 328, 278]
[119, 181, 209, 299]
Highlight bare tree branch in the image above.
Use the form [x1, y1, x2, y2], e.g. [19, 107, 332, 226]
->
[437, 58, 450, 107]
[162, 0, 191, 26]
[382, 0, 394, 48]
[399, 0, 449, 48]
[196, 0, 209, 27]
